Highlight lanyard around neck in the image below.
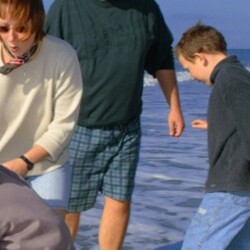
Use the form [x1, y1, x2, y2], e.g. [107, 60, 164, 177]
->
[0, 42, 38, 75]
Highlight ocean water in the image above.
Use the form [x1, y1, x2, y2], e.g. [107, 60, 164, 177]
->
[75, 49, 250, 250]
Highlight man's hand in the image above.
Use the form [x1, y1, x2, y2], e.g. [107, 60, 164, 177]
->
[168, 109, 185, 137]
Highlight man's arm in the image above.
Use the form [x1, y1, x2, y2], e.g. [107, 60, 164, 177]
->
[156, 69, 185, 137]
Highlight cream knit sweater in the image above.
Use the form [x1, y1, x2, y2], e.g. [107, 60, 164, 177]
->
[0, 35, 83, 176]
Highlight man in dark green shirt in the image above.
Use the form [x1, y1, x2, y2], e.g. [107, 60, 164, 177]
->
[45, 0, 185, 248]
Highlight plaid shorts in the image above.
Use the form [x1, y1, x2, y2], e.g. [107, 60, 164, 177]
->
[68, 118, 141, 212]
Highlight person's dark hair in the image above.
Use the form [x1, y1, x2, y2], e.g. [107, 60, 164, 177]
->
[175, 22, 227, 62]
[0, 0, 45, 42]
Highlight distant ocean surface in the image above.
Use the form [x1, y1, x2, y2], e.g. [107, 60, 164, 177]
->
[75, 49, 250, 250]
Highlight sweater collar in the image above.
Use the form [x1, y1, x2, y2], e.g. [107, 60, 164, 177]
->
[210, 56, 239, 84]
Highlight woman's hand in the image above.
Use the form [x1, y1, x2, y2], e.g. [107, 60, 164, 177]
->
[2, 158, 29, 177]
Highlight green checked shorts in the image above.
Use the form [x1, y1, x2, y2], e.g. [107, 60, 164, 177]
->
[68, 118, 141, 212]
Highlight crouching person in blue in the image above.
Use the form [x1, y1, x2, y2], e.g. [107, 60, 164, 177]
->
[0, 165, 74, 250]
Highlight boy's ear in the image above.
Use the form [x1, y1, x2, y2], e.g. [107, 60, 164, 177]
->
[194, 53, 208, 66]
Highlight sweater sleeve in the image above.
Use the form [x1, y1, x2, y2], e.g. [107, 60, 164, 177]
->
[35, 42, 83, 161]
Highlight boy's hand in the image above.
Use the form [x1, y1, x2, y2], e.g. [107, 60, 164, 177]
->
[192, 119, 208, 130]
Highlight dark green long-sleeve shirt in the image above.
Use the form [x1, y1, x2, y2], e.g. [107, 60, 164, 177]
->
[44, 0, 174, 127]
[206, 56, 250, 192]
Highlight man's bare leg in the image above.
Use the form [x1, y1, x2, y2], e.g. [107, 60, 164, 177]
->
[99, 196, 130, 250]
[65, 212, 81, 240]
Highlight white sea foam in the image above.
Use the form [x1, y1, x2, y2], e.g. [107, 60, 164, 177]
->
[176, 71, 191, 82]
[144, 71, 190, 87]
[144, 73, 157, 86]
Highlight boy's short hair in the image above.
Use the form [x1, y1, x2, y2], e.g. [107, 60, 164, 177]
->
[0, 0, 45, 42]
[175, 22, 227, 62]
